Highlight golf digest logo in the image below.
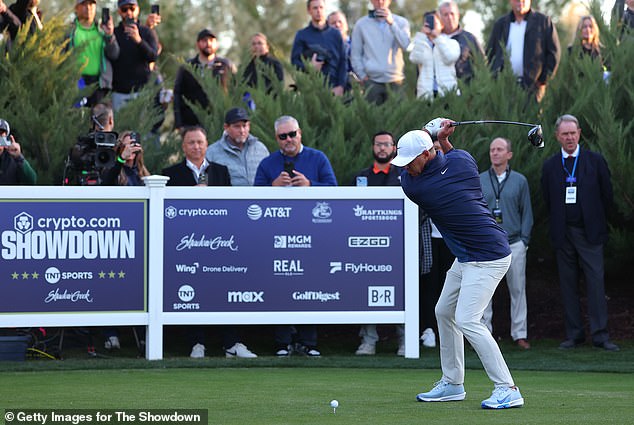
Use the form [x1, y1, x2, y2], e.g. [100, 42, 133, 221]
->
[292, 291, 340, 302]
[2, 211, 135, 260]
[174, 284, 199, 310]
[247, 204, 292, 221]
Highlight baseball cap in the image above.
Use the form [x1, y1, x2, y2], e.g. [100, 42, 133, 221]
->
[225, 107, 250, 124]
[392, 130, 433, 167]
[76, 0, 96, 5]
[197, 29, 216, 41]
[118, 0, 137, 8]
[0, 119, 10, 135]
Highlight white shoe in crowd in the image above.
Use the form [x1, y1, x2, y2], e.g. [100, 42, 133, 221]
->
[104, 336, 120, 350]
[421, 328, 436, 348]
[190, 343, 205, 359]
[396, 344, 405, 356]
[355, 343, 376, 356]
[225, 342, 258, 358]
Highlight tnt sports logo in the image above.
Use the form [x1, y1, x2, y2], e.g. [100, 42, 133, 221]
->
[368, 286, 395, 307]
[14, 212, 34, 234]
[165, 206, 177, 219]
[45, 266, 61, 284]
[178, 285, 195, 302]
[312, 202, 332, 224]
[348, 236, 390, 248]
[274, 235, 312, 249]
[247, 204, 292, 221]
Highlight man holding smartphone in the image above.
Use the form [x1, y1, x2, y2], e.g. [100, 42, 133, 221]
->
[110, 0, 159, 111]
[68, 0, 118, 107]
[350, 0, 410, 104]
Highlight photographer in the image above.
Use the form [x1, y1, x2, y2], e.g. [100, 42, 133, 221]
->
[101, 131, 149, 186]
[0, 118, 37, 185]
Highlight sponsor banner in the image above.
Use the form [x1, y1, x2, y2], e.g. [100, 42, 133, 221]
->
[0, 201, 147, 313]
[163, 199, 404, 312]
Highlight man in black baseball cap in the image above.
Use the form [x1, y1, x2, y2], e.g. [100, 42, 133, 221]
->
[174, 29, 236, 129]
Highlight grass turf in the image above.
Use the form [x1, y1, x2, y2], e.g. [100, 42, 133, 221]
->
[1, 368, 633, 425]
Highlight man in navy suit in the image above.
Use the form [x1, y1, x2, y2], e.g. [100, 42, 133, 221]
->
[162, 126, 231, 187]
[541, 114, 618, 351]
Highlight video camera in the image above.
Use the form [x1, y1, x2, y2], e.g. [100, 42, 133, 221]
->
[64, 131, 118, 185]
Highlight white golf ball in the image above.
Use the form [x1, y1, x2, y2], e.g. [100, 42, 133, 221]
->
[330, 400, 339, 408]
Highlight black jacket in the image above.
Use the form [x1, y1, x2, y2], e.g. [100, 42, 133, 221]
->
[541, 148, 613, 248]
[162, 160, 231, 187]
[111, 20, 159, 93]
[487, 9, 560, 89]
[173, 56, 233, 128]
[243, 54, 284, 92]
[351, 164, 401, 187]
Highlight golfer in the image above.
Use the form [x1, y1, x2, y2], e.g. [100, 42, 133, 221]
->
[392, 119, 523, 409]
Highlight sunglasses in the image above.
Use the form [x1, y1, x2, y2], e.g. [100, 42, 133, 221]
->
[120, 5, 136, 12]
[277, 130, 298, 140]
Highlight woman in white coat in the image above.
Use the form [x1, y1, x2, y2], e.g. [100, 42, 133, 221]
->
[409, 11, 461, 99]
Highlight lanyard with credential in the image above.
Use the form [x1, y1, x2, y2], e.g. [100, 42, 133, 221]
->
[561, 153, 579, 186]
[488, 167, 509, 209]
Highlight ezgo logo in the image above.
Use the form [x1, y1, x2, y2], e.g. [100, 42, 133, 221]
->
[368, 286, 395, 307]
[348, 236, 390, 248]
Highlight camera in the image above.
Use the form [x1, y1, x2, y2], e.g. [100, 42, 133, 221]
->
[151, 4, 160, 15]
[307, 44, 331, 63]
[0, 135, 11, 147]
[64, 131, 118, 185]
[101, 7, 109, 25]
[425, 14, 435, 30]
[368, 10, 376, 18]
[129, 132, 141, 147]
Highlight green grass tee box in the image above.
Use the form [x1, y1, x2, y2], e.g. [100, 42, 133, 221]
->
[1, 368, 633, 425]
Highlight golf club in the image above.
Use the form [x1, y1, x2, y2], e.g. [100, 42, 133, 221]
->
[424, 118, 544, 148]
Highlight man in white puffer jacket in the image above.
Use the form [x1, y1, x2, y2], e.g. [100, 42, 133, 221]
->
[409, 11, 460, 100]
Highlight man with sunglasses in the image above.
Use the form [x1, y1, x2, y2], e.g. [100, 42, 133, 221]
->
[110, 0, 159, 111]
[254, 115, 336, 357]
[254, 115, 337, 187]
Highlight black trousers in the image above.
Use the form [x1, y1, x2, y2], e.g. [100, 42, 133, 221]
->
[555, 226, 610, 344]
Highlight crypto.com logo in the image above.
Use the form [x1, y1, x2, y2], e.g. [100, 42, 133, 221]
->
[165, 206, 177, 219]
[14, 212, 34, 234]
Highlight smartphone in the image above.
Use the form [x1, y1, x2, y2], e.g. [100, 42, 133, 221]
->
[129, 132, 141, 146]
[425, 14, 435, 30]
[125, 17, 135, 26]
[283, 161, 295, 178]
[368, 10, 376, 18]
[101, 7, 110, 25]
[151, 4, 160, 15]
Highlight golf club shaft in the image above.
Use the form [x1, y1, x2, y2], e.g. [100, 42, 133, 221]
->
[450, 120, 537, 128]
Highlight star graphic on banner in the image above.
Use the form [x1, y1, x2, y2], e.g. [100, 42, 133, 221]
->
[12, 272, 19, 279]
[108, 271, 116, 279]
[99, 271, 106, 279]
[22, 271, 30, 279]
[118, 270, 126, 278]
[31, 272, 39, 279]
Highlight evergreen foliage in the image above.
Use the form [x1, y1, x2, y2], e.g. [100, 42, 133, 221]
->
[0, 7, 632, 273]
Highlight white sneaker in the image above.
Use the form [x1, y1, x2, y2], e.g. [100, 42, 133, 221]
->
[421, 328, 436, 348]
[190, 343, 205, 358]
[396, 344, 405, 356]
[355, 343, 376, 356]
[225, 342, 257, 358]
[104, 336, 120, 350]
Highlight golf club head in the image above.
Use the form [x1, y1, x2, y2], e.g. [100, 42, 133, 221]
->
[423, 117, 447, 141]
[528, 125, 544, 148]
